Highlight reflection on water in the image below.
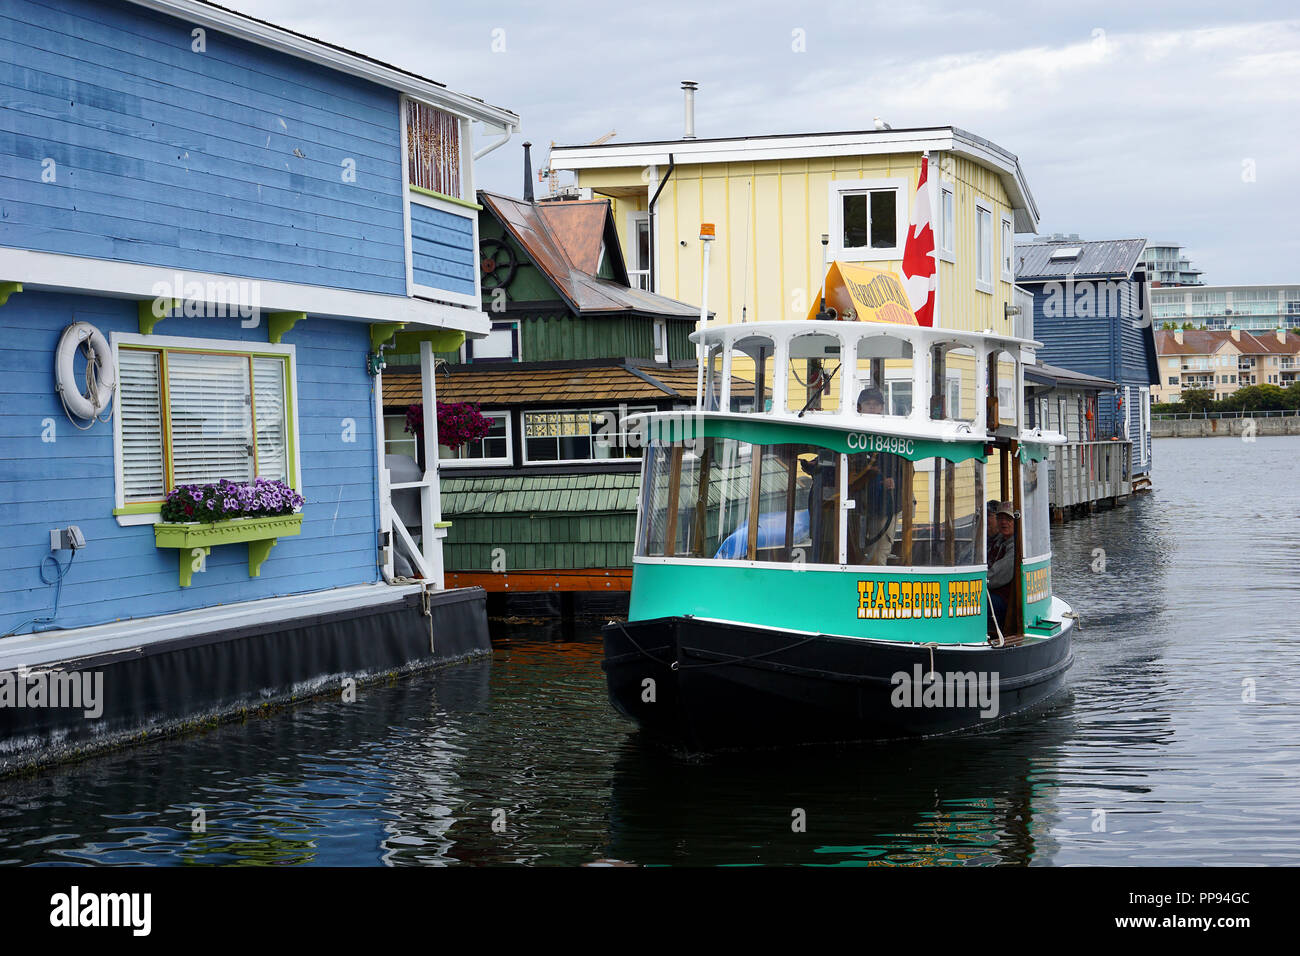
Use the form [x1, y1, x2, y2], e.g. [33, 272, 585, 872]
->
[1, 437, 1298, 865]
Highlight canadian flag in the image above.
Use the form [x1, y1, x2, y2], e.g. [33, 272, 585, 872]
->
[902, 153, 937, 327]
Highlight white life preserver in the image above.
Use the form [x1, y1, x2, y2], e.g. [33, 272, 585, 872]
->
[55, 322, 116, 421]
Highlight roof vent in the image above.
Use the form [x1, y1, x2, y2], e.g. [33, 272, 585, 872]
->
[681, 81, 698, 139]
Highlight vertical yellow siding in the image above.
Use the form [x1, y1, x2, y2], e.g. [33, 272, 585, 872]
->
[577, 148, 1019, 337]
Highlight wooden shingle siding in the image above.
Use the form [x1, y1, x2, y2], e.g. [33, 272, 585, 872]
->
[0, 0, 407, 294]
[409, 202, 475, 295]
[0, 291, 380, 631]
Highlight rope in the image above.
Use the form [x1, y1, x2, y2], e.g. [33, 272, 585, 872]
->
[610, 618, 824, 672]
[59, 339, 115, 430]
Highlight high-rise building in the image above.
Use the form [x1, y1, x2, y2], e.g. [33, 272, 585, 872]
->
[1141, 242, 1204, 286]
[1152, 284, 1300, 331]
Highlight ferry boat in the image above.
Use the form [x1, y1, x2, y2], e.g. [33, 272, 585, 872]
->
[602, 261, 1075, 750]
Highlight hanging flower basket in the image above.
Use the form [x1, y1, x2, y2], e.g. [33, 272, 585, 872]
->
[406, 401, 492, 450]
[154, 479, 305, 586]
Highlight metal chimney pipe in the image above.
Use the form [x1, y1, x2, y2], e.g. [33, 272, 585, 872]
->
[522, 141, 534, 203]
[681, 82, 698, 139]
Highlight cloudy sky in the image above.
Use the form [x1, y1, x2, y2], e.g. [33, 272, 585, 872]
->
[236, 0, 1298, 285]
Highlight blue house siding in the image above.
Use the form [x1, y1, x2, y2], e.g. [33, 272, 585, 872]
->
[0, 0, 407, 294]
[1025, 276, 1155, 476]
[410, 202, 476, 296]
[0, 291, 380, 634]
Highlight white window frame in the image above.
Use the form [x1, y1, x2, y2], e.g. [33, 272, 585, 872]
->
[653, 319, 669, 362]
[937, 181, 956, 263]
[439, 409, 513, 468]
[521, 405, 656, 465]
[827, 177, 908, 262]
[109, 332, 303, 527]
[465, 320, 520, 363]
[400, 95, 481, 309]
[628, 211, 651, 290]
[974, 200, 994, 294]
[1000, 211, 1014, 283]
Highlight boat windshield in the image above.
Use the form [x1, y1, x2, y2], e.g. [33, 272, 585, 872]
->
[638, 436, 984, 567]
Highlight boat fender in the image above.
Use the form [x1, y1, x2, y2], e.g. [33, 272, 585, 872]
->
[55, 322, 116, 423]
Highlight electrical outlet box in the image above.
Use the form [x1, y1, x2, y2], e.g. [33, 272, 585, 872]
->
[49, 526, 86, 551]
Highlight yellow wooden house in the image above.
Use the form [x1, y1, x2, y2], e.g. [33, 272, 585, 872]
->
[549, 126, 1039, 338]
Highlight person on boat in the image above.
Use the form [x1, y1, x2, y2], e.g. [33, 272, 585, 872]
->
[987, 502, 1016, 634]
[847, 388, 903, 565]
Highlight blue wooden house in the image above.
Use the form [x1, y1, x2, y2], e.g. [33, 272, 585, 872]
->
[1015, 237, 1159, 483]
[0, 0, 518, 770]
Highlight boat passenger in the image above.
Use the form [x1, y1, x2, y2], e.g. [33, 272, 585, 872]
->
[987, 502, 1016, 634]
[856, 387, 885, 415]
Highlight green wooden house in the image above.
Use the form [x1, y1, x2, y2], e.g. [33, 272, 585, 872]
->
[382, 185, 702, 612]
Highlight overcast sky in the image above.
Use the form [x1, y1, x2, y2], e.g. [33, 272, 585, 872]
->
[236, 0, 1298, 285]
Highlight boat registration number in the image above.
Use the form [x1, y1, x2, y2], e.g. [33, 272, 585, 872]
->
[848, 433, 913, 455]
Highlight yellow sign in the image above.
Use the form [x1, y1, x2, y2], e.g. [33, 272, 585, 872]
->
[856, 578, 984, 620]
[806, 261, 919, 326]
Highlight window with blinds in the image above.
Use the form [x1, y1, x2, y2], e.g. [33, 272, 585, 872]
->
[118, 349, 165, 502]
[117, 347, 295, 504]
[405, 99, 462, 197]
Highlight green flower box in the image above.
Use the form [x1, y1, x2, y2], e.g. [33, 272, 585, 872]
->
[154, 513, 303, 587]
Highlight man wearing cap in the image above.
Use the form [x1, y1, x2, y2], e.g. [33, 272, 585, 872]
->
[987, 502, 1016, 634]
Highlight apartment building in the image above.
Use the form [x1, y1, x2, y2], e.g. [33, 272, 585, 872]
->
[1154, 328, 1300, 402]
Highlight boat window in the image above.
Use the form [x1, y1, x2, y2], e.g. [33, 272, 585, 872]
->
[989, 348, 1019, 429]
[845, 450, 913, 565]
[1021, 456, 1050, 560]
[728, 336, 774, 413]
[903, 458, 984, 567]
[930, 344, 977, 422]
[854, 335, 914, 416]
[703, 344, 722, 411]
[636, 438, 837, 564]
[785, 332, 843, 415]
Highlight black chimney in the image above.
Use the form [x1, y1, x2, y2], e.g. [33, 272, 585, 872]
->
[522, 141, 534, 203]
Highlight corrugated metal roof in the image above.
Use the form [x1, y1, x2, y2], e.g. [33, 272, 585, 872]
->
[1025, 362, 1116, 390]
[480, 191, 700, 318]
[1016, 238, 1147, 281]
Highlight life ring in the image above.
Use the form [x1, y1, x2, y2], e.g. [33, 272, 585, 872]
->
[55, 322, 116, 421]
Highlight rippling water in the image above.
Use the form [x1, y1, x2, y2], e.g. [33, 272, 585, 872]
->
[1, 436, 1298, 865]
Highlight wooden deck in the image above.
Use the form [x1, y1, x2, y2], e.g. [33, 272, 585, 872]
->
[1048, 439, 1133, 519]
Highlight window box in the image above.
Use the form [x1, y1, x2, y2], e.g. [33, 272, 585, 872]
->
[154, 513, 303, 587]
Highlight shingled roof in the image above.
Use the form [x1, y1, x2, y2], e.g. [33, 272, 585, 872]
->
[479, 191, 701, 319]
[382, 360, 708, 408]
[1155, 329, 1300, 357]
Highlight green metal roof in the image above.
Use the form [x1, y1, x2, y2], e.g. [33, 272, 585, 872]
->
[441, 472, 640, 515]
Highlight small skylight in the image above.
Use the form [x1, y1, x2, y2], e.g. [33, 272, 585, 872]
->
[1050, 246, 1082, 261]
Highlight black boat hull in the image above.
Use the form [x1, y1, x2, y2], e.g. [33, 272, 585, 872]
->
[602, 616, 1073, 750]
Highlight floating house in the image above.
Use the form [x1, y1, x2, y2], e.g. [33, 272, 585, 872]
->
[1014, 237, 1159, 490]
[381, 175, 702, 612]
[549, 112, 1039, 340]
[0, 0, 518, 770]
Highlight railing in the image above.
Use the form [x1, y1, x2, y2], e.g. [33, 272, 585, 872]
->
[1047, 440, 1132, 509]
[1154, 409, 1300, 420]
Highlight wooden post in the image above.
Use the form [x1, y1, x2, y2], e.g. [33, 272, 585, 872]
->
[419, 340, 444, 589]
[664, 444, 684, 556]
[944, 459, 956, 566]
[691, 441, 711, 556]
[784, 448, 797, 561]
[900, 461, 915, 564]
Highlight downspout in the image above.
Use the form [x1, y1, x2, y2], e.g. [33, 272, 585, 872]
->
[647, 154, 675, 294]
[473, 122, 515, 161]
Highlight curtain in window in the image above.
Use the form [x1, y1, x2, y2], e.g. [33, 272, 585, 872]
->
[167, 352, 254, 485]
[406, 100, 461, 197]
[253, 357, 288, 482]
[119, 349, 165, 502]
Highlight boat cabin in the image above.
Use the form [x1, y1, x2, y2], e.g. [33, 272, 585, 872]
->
[630, 265, 1064, 645]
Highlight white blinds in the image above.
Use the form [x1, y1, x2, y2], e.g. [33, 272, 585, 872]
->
[166, 352, 254, 485]
[253, 357, 287, 482]
[118, 348, 165, 502]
